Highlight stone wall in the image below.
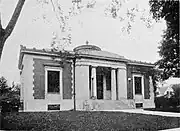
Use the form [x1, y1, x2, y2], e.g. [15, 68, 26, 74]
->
[33, 58, 72, 99]
[21, 54, 73, 111]
[75, 65, 90, 100]
[21, 54, 34, 110]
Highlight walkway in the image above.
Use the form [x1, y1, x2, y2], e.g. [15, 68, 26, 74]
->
[159, 128, 180, 131]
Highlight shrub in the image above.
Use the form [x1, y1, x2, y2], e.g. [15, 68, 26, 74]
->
[172, 84, 180, 106]
[155, 95, 180, 109]
[155, 84, 180, 109]
[1, 97, 20, 113]
[155, 96, 169, 108]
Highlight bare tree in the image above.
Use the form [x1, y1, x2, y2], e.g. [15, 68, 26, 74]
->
[0, 0, 25, 60]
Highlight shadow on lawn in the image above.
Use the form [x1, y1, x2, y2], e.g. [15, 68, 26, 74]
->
[144, 107, 180, 113]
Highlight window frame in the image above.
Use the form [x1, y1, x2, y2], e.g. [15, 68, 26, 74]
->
[45, 67, 63, 98]
[132, 74, 144, 98]
[134, 76, 142, 94]
[47, 104, 60, 111]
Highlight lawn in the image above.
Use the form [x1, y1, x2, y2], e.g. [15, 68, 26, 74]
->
[1, 111, 180, 131]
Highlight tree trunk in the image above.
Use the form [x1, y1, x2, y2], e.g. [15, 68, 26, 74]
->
[0, 0, 25, 61]
[0, 38, 4, 60]
[0, 28, 5, 60]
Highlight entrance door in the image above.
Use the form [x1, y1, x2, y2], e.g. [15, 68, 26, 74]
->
[97, 73, 103, 99]
[133, 74, 144, 108]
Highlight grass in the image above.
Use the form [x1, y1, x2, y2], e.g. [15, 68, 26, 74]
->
[1, 111, 180, 131]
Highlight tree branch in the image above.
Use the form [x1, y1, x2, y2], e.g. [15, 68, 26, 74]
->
[0, 12, 5, 42]
[4, 0, 25, 41]
[50, 0, 56, 12]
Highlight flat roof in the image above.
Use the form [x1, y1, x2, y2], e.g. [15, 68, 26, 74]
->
[18, 45, 154, 69]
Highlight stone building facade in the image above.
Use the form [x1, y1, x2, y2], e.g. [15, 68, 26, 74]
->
[18, 44, 155, 111]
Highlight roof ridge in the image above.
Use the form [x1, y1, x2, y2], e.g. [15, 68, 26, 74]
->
[20, 45, 73, 53]
[128, 59, 154, 65]
[19, 45, 154, 67]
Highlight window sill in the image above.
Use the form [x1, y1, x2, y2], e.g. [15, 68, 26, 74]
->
[47, 93, 60, 94]
[135, 94, 143, 95]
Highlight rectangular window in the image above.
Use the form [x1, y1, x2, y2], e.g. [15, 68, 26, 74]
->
[47, 70, 60, 93]
[48, 104, 60, 110]
[135, 103, 143, 108]
[134, 76, 142, 94]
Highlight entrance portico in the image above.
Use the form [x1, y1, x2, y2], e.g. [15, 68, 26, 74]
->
[88, 65, 127, 101]
[74, 44, 128, 101]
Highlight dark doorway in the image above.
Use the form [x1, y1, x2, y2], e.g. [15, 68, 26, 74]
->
[134, 76, 142, 95]
[96, 67, 103, 99]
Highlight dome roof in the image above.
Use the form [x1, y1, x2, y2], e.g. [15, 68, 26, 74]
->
[73, 45, 101, 52]
[73, 44, 127, 61]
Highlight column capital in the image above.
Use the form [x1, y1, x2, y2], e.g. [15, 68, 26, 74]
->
[91, 65, 98, 68]
[111, 67, 117, 70]
[117, 67, 126, 70]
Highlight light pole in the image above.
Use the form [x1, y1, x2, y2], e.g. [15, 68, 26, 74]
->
[73, 57, 76, 111]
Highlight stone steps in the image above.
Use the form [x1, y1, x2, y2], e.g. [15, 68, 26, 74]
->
[80, 99, 134, 111]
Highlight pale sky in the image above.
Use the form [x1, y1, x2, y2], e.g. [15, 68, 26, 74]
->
[0, 0, 168, 84]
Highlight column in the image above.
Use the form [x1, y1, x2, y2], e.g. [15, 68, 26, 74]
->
[75, 65, 90, 100]
[91, 67, 97, 98]
[117, 68, 127, 99]
[111, 69, 117, 100]
[103, 75, 106, 100]
[149, 76, 154, 100]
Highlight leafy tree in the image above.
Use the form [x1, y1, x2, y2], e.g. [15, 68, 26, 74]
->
[0, 0, 82, 59]
[172, 84, 180, 99]
[149, 0, 179, 80]
[0, 0, 25, 60]
[0, 76, 20, 107]
[0, 76, 10, 95]
[0, 76, 11, 105]
[104, 0, 154, 34]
